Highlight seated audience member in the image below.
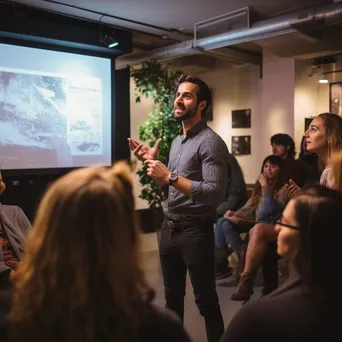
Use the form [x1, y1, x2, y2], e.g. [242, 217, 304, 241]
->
[286, 113, 342, 196]
[3, 162, 190, 342]
[298, 136, 321, 185]
[271, 133, 315, 187]
[215, 153, 248, 279]
[0, 171, 31, 290]
[330, 149, 342, 192]
[220, 186, 342, 342]
[215, 156, 289, 286]
[236, 114, 342, 301]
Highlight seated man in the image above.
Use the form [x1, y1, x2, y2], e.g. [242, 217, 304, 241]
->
[271, 133, 313, 187]
[215, 153, 248, 279]
[0, 171, 31, 289]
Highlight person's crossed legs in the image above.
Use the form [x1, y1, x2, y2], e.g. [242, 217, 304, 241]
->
[231, 223, 278, 301]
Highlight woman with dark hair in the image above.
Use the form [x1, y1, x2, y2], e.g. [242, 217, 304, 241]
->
[221, 186, 342, 342]
[215, 155, 289, 278]
[2, 162, 190, 342]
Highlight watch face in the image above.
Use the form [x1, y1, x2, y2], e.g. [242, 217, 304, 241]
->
[170, 173, 178, 181]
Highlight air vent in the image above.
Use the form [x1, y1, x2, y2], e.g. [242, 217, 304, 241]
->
[194, 7, 252, 43]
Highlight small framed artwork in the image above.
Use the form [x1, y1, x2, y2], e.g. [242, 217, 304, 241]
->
[232, 109, 251, 128]
[330, 82, 342, 116]
[304, 117, 313, 132]
[232, 135, 251, 155]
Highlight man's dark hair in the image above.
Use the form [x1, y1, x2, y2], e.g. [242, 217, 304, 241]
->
[270, 133, 296, 157]
[177, 74, 211, 117]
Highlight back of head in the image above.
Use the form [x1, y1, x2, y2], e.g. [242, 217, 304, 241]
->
[317, 113, 342, 152]
[270, 133, 296, 157]
[177, 74, 211, 116]
[293, 186, 342, 302]
[9, 161, 150, 342]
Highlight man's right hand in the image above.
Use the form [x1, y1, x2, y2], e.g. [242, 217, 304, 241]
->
[128, 138, 162, 162]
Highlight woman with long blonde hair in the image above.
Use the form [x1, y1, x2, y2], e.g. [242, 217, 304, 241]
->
[330, 149, 342, 192]
[287, 112, 342, 196]
[4, 162, 189, 342]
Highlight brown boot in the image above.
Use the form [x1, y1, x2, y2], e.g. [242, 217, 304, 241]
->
[230, 273, 254, 301]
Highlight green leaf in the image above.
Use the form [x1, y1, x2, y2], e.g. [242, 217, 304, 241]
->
[133, 61, 182, 209]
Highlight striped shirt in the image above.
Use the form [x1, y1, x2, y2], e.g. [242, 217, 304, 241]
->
[163, 119, 228, 221]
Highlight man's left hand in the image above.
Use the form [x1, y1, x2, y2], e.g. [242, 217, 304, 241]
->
[144, 159, 169, 187]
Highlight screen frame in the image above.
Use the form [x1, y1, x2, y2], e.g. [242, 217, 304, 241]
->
[0, 37, 116, 177]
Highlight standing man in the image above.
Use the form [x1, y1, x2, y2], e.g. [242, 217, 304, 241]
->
[128, 75, 228, 342]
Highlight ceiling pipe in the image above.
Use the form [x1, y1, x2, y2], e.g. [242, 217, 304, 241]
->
[116, 2, 342, 69]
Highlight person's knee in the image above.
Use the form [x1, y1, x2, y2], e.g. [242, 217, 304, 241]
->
[250, 223, 276, 241]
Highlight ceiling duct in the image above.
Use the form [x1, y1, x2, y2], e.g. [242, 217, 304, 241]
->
[116, 2, 342, 69]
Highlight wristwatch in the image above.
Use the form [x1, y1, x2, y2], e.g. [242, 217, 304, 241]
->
[168, 172, 178, 185]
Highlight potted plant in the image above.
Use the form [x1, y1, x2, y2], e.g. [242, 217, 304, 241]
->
[132, 61, 182, 229]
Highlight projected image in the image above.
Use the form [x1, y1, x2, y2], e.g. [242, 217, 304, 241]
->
[67, 77, 102, 155]
[0, 69, 71, 168]
[0, 68, 103, 168]
[0, 43, 112, 171]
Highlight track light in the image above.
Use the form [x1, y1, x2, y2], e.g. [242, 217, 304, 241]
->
[319, 75, 328, 84]
[100, 28, 119, 48]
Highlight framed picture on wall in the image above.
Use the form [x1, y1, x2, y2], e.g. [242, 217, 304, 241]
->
[330, 82, 342, 116]
[304, 117, 314, 132]
[232, 109, 251, 128]
[232, 135, 251, 155]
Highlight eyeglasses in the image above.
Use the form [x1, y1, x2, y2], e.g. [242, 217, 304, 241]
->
[271, 214, 300, 230]
[275, 221, 300, 230]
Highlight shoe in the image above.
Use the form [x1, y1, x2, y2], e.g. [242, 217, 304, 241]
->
[230, 273, 255, 301]
[215, 267, 233, 280]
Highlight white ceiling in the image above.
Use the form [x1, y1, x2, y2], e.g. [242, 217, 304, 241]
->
[7, 0, 342, 68]
[9, 0, 330, 39]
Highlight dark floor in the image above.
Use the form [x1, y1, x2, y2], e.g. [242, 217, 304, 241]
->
[142, 250, 265, 342]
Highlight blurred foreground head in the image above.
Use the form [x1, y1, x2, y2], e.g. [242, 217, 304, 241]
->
[9, 161, 151, 342]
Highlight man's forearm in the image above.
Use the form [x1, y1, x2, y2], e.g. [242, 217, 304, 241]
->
[170, 176, 192, 197]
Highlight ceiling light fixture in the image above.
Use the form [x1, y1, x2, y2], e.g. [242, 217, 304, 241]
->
[319, 75, 328, 84]
[100, 27, 119, 48]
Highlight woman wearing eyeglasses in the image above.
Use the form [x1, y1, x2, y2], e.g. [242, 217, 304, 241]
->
[220, 185, 342, 342]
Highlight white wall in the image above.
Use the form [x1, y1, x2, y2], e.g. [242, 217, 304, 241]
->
[199, 63, 263, 184]
[294, 57, 342, 153]
[261, 50, 295, 156]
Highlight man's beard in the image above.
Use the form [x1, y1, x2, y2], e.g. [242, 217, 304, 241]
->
[174, 103, 199, 122]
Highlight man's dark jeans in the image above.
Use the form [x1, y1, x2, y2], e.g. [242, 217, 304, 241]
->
[159, 219, 224, 342]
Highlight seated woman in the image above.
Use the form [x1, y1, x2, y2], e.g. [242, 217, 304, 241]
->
[215, 153, 248, 279]
[234, 113, 342, 301]
[214, 155, 289, 282]
[330, 149, 342, 192]
[3, 162, 190, 342]
[0, 171, 31, 290]
[220, 186, 342, 342]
